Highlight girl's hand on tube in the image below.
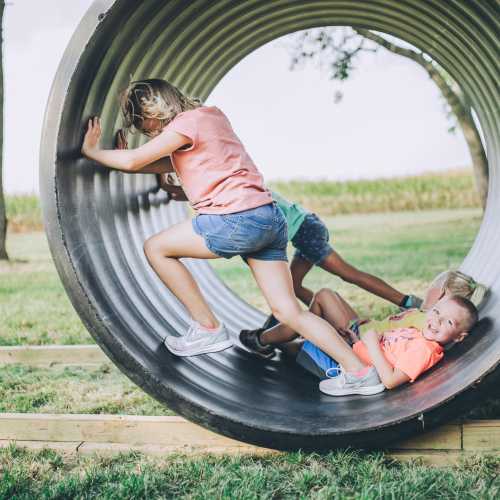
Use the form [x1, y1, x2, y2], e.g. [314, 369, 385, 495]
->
[82, 117, 102, 157]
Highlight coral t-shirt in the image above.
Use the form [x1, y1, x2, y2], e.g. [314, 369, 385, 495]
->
[353, 310, 444, 382]
[166, 106, 272, 214]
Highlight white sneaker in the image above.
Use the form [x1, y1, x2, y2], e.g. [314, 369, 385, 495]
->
[164, 321, 233, 357]
[319, 366, 385, 396]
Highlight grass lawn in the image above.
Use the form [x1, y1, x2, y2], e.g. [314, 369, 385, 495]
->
[0, 446, 498, 499]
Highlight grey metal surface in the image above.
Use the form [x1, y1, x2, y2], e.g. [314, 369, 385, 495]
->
[40, 0, 499, 450]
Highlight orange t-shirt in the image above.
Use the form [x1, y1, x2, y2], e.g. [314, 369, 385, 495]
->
[353, 326, 444, 382]
[166, 106, 272, 214]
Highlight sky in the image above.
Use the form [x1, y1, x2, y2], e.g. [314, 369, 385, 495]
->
[4, 0, 471, 193]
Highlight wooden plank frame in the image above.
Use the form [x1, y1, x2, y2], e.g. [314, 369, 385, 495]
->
[0, 414, 498, 464]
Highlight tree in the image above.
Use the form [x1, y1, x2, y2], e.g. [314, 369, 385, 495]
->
[0, 0, 7, 260]
[287, 27, 488, 209]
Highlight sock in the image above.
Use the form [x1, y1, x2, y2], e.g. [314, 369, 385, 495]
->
[255, 329, 267, 347]
[348, 366, 371, 378]
[198, 322, 221, 333]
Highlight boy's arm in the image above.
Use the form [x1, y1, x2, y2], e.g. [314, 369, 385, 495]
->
[158, 173, 188, 201]
[361, 330, 410, 389]
[82, 118, 188, 172]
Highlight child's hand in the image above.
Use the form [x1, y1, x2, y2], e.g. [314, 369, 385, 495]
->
[82, 117, 102, 157]
[115, 129, 128, 150]
[338, 327, 359, 345]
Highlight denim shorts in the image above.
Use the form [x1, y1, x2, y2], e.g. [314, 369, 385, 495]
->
[192, 203, 288, 261]
[296, 340, 340, 380]
[291, 213, 333, 265]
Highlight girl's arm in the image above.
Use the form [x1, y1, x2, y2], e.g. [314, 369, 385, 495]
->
[115, 129, 174, 174]
[81, 117, 189, 173]
[361, 330, 410, 389]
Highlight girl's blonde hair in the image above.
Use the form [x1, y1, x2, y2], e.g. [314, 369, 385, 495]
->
[120, 79, 201, 133]
[431, 270, 488, 308]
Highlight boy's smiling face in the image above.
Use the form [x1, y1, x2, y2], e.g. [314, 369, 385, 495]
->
[423, 296, 469, 345]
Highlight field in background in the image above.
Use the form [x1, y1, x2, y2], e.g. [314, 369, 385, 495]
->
[5, 169, 480, 232]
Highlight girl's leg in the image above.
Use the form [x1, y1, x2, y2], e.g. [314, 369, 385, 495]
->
[247, 258, 365, 372]
[319, 250, 405, 306]
[289, 255, 314, 306]
[143, 219, 220, 329]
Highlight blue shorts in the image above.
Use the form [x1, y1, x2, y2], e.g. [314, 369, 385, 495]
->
[296, 340, 340, 380]
[291, 213, 333, 265]
[296, 320, 362, 379]
[192, 203, 288, 261]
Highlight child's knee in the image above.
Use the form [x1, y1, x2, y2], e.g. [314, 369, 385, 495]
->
[314, 288, 338, 306]
[143, 234, 166, 260]
[271, 301, 301, 326]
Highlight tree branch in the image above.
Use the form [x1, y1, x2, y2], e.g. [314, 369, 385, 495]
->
[353, 28, 425, 62]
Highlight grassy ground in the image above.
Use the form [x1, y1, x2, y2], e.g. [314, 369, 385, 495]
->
[1, 445, 498, 499]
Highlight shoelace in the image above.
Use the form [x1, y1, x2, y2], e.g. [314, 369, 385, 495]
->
[325, 366, 343, 379]
[325, 366, 365, 388]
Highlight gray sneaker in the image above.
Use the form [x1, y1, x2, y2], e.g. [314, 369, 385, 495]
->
[319, 366, 385, 396]
[164, 322, 233, 357]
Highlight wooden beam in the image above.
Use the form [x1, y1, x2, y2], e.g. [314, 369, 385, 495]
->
[389, 425, 461, 450]
[0, 345, 107, 366]
[0, 414, 498, 459]
[0, 414, 271, 453]
[462, 420, 500, 451]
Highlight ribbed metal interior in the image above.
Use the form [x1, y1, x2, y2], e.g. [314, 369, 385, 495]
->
[40, 0, 499, 450]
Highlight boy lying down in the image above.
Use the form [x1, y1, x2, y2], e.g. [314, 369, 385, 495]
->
[240, 288, 478, 396]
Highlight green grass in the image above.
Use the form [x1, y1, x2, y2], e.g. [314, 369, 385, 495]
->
[0, 233, 89, 346]
[0, 446, 498, 499]
[0, 364, 172, 416]
[5, 194, 42, 232]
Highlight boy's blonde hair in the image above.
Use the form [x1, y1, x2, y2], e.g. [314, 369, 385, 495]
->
[120, 79, 201, 133]
[431, 270, 488, 308]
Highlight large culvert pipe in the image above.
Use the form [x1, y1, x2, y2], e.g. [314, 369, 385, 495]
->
[40, 0, 499, 450]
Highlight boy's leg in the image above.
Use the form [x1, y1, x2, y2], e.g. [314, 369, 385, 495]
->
[310, 288, 359, 331]
[247, 258, 365, 372]
[260, 288, 357, 346]
[289, 255, 314, 306]
[319, 249, 406, 306]
[144, 219, 221, 329]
